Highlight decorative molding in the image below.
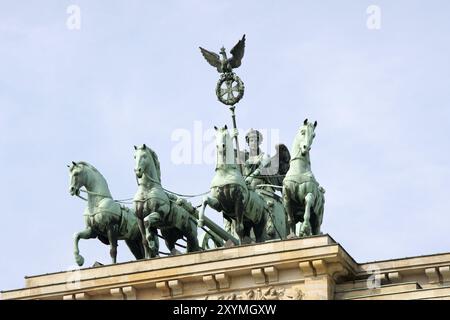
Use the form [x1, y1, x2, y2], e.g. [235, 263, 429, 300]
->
[251, 268, 266, 284]
[300, 260, 350, 283]
[425, 267, 440, 284]
[123, 286, 137, 300]
[75, 292, 90, 300]
[299, 261, 315, 277]
[327, 262, 349, 282]
[168, 279, 183, 296]
[205, 286, 303, 300]
[203, 275, 218, 291]
[439, 266, 450, 283]
[264, 266, 278, 283]
[156, 281, 171, 297]
[110, 288, 124, 300]
[312, 260, 327, 275]
[375, 273, 388, 285]
[216, 273, 230, 289]
[388, 272, 402, 283]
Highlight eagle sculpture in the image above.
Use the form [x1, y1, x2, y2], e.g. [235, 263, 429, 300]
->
[199, 34, 246, 74]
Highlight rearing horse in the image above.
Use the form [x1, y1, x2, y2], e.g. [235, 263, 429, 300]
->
[283, 119, 325, 237]
[198, 125, 269, 244]
[68, 161, 144, 266]
[133, 144, 200, 258]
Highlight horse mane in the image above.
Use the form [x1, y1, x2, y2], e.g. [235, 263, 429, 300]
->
[217, 127, 237, 167]
[74, 161, 109, 185]
[76, 161, 106, 180]
[224, 128, 233, 144]
[77, 161, 97, 172]
[140, 146, 161, 183]
[218, 127, 232, 144]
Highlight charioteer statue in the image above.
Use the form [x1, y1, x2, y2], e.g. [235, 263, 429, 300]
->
[243, 128, 272, 190]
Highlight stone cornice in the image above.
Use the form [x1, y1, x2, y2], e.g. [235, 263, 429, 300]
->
[2, 235, 355, 300]
[2, 234, 449, 300]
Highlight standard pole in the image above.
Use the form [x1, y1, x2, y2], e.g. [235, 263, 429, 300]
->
[188, 208, 239, 245]
[229, 105, 243, 174]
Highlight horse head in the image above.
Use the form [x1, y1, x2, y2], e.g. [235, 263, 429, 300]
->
[296, 119, 317, 156]
[134, 144, 161, 182]
[214, 125, 235, 166]
[68, 161, 85, 196]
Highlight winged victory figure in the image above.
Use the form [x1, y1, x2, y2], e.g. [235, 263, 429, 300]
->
[200, 34, 246, 74]
[260, 144, 291, 187]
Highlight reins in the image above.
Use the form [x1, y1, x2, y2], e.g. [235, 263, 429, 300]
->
[76, 189, 134, 204]
[138, 172, 211, 199]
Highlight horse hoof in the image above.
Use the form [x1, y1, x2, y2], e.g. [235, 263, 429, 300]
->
[299, 232, 311, 238]
[170, 248, 182, 256]
[75, 254, 84, 266]
[241, 236, 253, 245]
[224, 239, 236, 248]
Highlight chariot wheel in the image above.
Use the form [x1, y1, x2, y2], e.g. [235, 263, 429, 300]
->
[215, 73, 245, 105]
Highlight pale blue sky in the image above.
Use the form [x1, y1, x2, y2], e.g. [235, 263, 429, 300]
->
[1, 0, 450, 291]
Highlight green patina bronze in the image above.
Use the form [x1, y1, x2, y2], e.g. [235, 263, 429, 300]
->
[66, 35, 327, 264]
[198, 126, 288, 244]
[133, 144, 201, 258]
[200, 35, 246, 106]
[242, 128, 275, 190]
[283, 119, 325, 237]
[68, 161, 144, 266]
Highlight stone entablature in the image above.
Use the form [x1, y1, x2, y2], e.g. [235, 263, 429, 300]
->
[2, 235, 450, 300]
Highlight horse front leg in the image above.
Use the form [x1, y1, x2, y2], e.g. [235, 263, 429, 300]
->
[73, 227, 96, 266]
[137, 218, 151, 259]
[300, 193, 315, 237]
[144, 212, 161, 258]
[135, 202, 151, 259]
[186, 233, 201, 253]
[234, 190, 245, 244]
[197, 195, 208, 228]
[283, 185, 296, 238]
[147, 227, 159, 258]
[107, 225, 119, 264]
[198, 194, 220, 228]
